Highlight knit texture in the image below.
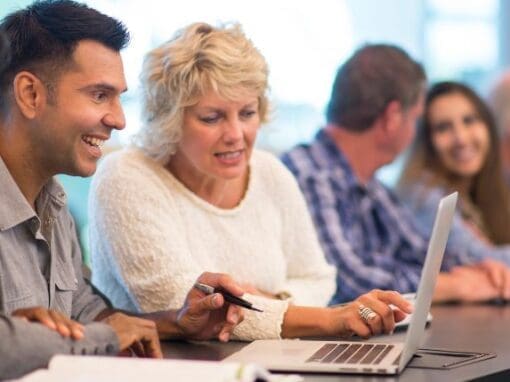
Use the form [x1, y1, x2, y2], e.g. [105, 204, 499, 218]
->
[89, 148, 335, 340]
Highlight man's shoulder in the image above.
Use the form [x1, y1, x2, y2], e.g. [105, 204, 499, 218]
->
[281, 137, 339, 180]
[370, 179, 421, 223]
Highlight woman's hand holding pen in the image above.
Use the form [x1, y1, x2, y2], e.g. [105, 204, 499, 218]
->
[175, 272, 245, 342]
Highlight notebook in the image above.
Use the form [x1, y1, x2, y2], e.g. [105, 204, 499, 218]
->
[16, 355, 303, 382]
[224, 192, 458, 375]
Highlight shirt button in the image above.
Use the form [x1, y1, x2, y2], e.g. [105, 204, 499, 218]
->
[105, 344, 115, 354]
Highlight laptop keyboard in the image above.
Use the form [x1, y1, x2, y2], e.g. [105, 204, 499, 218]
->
[306, 343, 394, 365]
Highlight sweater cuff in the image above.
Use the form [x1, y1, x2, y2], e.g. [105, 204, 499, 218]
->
[231, 293, 289, 341]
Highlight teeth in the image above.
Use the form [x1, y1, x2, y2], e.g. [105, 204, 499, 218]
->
[453, 148, 476, 162]
[217, 151, 241, 159]
[82, 136, 105, 148]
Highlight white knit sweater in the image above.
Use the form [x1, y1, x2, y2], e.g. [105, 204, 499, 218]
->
[89, 148, 336, 340]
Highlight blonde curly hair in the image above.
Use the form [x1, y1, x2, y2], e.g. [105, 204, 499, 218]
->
[134, 22, 270, 164]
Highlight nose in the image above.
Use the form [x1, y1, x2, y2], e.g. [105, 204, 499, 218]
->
[223, 118, 243, 143]
[452, 122, 468, 144]
[102, 101, 126, 131]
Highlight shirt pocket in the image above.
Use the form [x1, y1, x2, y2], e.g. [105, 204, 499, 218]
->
[3, 292, 38, 314]
[53, 266, 78, 316]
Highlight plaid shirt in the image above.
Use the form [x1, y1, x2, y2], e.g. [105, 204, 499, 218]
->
[281, 129, 469, 304]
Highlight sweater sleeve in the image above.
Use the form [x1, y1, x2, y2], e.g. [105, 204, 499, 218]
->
[271, 156, 336, 307]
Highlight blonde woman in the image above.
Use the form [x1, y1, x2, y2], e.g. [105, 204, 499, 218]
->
[89, 23, 412, 341]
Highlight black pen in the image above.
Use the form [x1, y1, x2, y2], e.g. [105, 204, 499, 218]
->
[194, 282, 264, 312]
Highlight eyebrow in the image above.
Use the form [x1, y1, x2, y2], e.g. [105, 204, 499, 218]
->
[80, 83, 128, 94]
[196, 101, 259, 111]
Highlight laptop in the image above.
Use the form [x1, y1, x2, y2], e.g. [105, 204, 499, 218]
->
[224, 192, 458, 375]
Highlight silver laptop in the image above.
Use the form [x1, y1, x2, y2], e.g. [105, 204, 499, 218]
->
[225, 192, 458, 375]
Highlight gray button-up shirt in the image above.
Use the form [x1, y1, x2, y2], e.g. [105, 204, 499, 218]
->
[0, 156, 119, 379]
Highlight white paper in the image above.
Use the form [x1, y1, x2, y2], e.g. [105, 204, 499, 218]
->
[16, 355, 303, 382]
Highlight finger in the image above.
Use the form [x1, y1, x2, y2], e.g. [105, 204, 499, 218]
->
[199, 272, 244, 297]
[48, 311, 72, 337]
[481, 262, 504, 290]
[393, 309, 407, 323]
[218, 324, 231, 342]
[347, 315, 371, 339]
[376, 291, 413, 314]
[140, 331, 163, 359]
[71, 324, 85, 340]
[29, 309, 58, 331]
[226, 304, 242, 325]
[503, 270, 510, 300]
[359, 299, 393, 335]
[118, 348, 134, 357]
[218, 316, 239, 342]
[188, 294, 224, 316]
[130, 341, 146, 358]
[48, 311, 84, 340]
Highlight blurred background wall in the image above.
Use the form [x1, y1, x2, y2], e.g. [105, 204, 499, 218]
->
[1, 0, 506, 259]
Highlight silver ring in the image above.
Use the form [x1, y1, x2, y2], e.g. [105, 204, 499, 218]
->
[358, 304, 377, 323]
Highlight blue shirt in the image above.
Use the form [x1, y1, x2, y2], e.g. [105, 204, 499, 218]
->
[281, 129, 470, 304]
[398, 180, 510, 266]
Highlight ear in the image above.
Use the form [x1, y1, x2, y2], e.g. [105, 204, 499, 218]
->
[12, 71, 48, 119]
[380, 100, 403, 138]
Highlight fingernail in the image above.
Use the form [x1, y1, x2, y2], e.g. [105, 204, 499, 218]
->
[212, 294, 221, 307]
[389, 330, 394, 335]
[230, 312, 239, 323]
[220, 332, 230, 342]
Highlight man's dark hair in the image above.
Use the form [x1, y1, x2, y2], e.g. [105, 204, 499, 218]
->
[326, 44, 426, 132]
[0, 0, 129, 112]
[0, 31, 10, 74]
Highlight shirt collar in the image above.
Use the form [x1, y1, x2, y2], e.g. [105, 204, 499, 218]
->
[315, 129, 366, 191]
[315, 129, 389, 199]
[0, 155, 67, 231]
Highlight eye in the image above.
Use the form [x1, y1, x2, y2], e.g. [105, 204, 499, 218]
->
[199, 113, 221, 124]
[463, 114, 479, 125]
[431, 121, 451, 133]
[92, 91, 108, 103]
[240, 109, 257, 119]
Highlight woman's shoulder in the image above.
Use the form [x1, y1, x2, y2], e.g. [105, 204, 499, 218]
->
[251, 149, 297, 181]
[249, 149, 305, 204]
[397, 174, 448, 212]
[98, 147, 164, 176]
[93, 147, 170, 193]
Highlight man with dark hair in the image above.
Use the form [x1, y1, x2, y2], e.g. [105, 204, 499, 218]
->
[0, 1, 242, 379]
[282, 44, 510, 304]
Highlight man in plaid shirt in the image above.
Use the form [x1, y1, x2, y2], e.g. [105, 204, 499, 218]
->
[282, 44, 510, 304]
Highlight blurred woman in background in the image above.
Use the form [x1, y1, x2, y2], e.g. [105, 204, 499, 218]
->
[399, 81, 510, 265]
